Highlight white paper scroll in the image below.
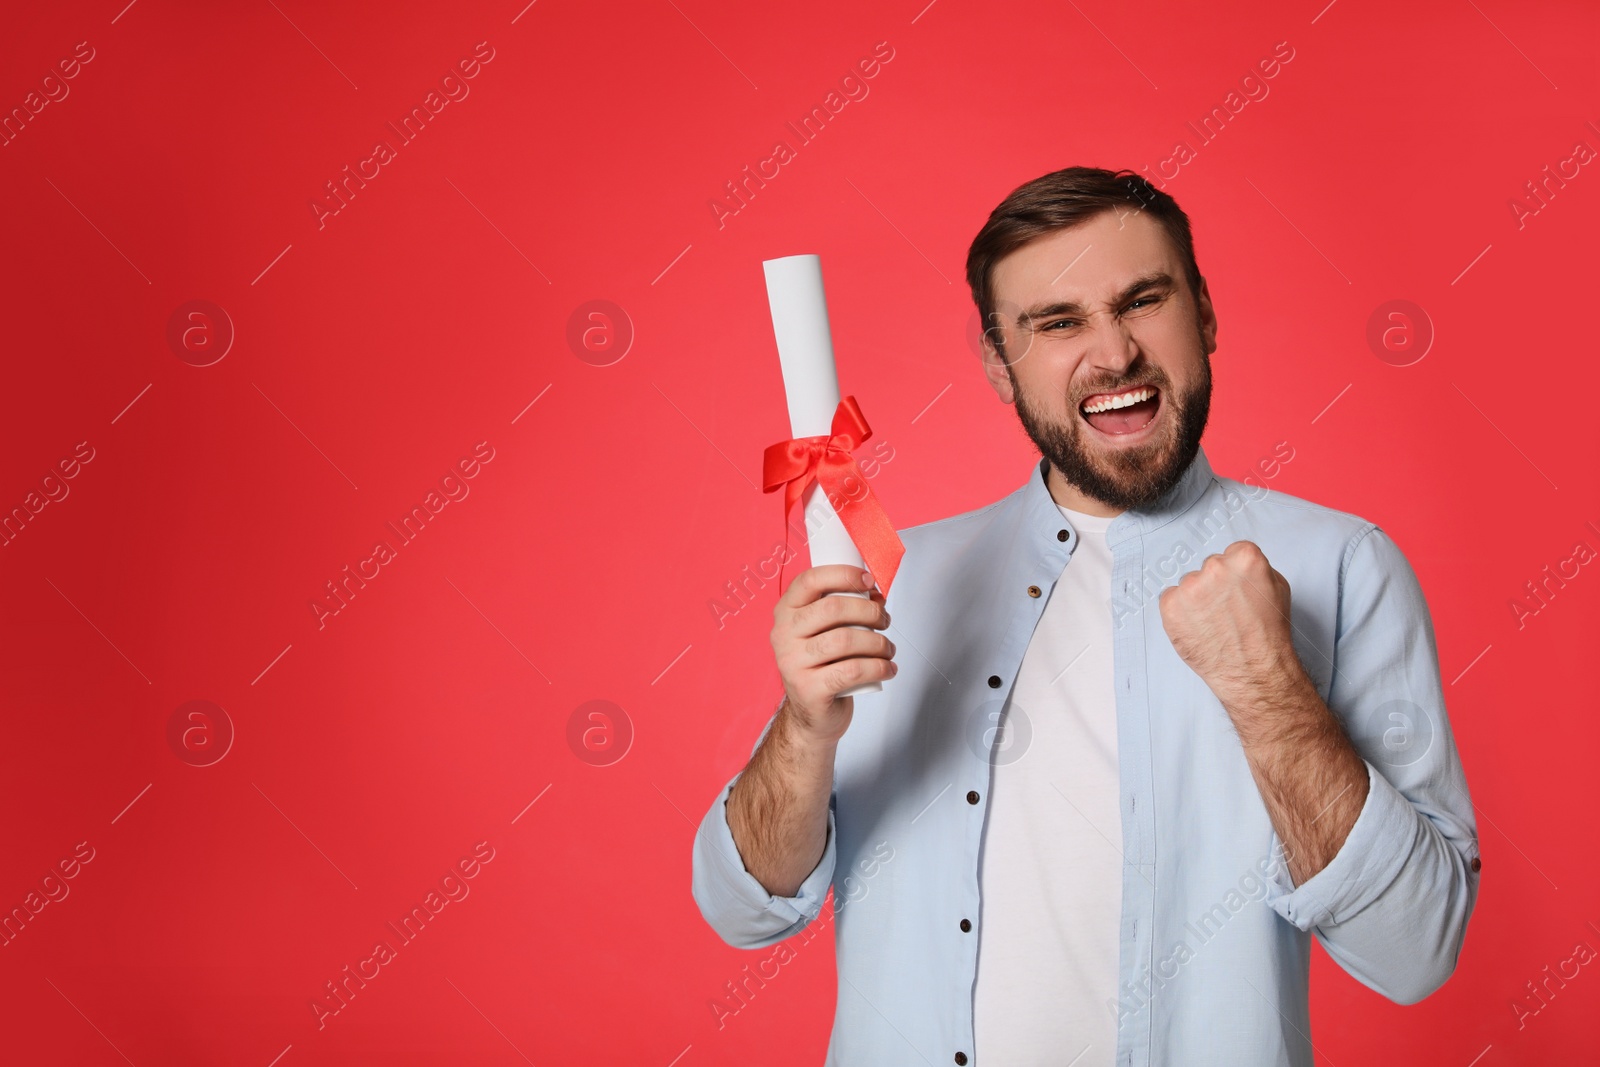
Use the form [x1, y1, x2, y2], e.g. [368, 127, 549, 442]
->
[763, 254, 880, 697]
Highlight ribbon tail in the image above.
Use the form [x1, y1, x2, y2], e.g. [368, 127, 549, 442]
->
[819, 465, 905, 596]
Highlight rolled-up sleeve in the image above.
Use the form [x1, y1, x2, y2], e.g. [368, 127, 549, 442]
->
[1263, 524, 1481, 1004]
[691, 707, 838, 950]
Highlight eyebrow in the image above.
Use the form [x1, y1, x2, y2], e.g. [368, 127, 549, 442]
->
[1015, 271, 1175, 327]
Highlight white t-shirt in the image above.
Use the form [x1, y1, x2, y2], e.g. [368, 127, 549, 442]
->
[973, 502, 1121, 1066]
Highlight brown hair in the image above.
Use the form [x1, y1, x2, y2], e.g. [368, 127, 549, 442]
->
[965, 166, 1202, 359]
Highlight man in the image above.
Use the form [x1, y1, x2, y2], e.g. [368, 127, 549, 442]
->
[691, 166, 1479, 1066]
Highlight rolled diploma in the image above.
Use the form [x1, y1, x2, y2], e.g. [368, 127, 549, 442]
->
[763, 254, 880, 697]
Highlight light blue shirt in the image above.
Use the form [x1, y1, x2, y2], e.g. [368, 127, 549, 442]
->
[692, 447, 1480, 1066]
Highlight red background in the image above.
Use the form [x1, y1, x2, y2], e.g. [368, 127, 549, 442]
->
[1, 0, 1595, 1064]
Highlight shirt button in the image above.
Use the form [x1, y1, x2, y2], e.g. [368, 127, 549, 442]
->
[955, 1055, 969, 1066]
[960, 918, 972, 932]
[966, 790, 980, 804]
[1027, 585, 1041, 598]
[1057, 529, 1069, 542]
[987, 675, 1001, 688]
[1471, 856, 1482, 872]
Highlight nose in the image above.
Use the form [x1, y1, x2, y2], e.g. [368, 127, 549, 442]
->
[1083, 309, 1140, 375]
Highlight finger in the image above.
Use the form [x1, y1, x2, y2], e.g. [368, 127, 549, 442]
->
[791, 588, 890, 640]
[818, 654, 897, 697]
[798, 624, 896, 669]
[779, 565, 874, 611]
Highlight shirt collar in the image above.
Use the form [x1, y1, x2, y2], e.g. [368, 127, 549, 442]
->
[1021, 446, 1217, 548]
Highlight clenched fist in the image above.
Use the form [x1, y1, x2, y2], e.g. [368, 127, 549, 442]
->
[1158, 540, 1302, 707]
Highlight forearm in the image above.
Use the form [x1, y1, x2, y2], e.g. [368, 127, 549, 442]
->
[725, 699, 838, 898]
[1225, 665, 1369, 885]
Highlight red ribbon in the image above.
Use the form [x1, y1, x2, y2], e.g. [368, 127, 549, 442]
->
[762, 395, 905, 598]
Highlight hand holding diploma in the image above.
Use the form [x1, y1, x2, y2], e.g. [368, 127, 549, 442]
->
[761, 254, 903, 699]
[770, 565, 896, 742]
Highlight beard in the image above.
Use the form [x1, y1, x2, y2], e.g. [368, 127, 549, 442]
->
[1008, 347, 1212, 511]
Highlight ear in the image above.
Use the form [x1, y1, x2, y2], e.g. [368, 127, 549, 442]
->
[1194, 276, 1218, 356]
[979, 325, 1016, 404]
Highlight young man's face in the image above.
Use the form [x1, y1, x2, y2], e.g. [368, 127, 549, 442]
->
[980, 208, 1218, 512]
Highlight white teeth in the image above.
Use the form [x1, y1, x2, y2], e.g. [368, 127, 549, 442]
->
[1081, 387, 1155, 414]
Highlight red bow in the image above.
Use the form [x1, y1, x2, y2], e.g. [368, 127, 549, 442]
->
[762, 395, 905, 598]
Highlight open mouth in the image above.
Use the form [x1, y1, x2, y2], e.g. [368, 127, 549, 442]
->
[1079, 385, 1160, 436]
